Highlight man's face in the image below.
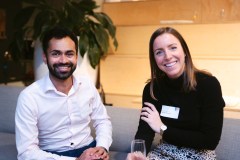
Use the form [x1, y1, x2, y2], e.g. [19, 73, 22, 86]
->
[43, 37, 77, 80]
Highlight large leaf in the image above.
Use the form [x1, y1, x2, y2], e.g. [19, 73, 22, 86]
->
[64, 1, 85, 26]
[32, 10, 56, 40]
[92, 25, 109, 54]
[93, 13, 115, 35]
[88, 43, 102, 68]
[78, 33, 89, 57]
[93, 13, 118, 50]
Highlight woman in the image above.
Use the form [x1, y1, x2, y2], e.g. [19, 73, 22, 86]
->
[132, 27, 225, 160]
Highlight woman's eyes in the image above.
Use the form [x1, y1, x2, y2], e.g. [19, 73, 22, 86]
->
[154, 46, 178, 55]
[155, 50, 164, 55]
[170, 46, 177, 50]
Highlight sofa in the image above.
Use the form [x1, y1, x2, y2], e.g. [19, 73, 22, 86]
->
[0, 85, 240, 160]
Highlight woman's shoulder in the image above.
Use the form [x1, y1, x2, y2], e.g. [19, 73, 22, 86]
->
[196, 71, 221, 88]
[196, 71, 217, 80]
[143, 80, 151, 91]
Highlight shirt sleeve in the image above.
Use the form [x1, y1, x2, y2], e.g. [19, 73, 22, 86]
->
[15, 91, 76, 160]
[90, 84, 112, 151]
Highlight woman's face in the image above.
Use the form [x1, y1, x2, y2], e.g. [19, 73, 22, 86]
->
[153, 33, 185, 79]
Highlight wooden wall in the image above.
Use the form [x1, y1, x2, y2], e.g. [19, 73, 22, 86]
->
[103, 0, 240, 25]
[99, 0, 240, 108]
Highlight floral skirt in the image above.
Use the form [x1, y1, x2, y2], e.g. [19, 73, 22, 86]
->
[147, 142, 216, 160]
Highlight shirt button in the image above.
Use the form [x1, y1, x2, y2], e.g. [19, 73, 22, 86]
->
[71, 142, 74, 145]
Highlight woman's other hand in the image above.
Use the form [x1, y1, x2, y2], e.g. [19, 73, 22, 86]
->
[140, 102, 163, 133]
[126, 152, 147, 160]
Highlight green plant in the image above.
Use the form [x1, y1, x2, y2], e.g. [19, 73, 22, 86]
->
[9, 0, 118, 68]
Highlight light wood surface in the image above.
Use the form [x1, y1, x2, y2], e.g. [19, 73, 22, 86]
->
[103, 0, 240, 25]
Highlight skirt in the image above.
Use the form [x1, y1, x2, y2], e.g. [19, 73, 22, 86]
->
[147, 142, 216, 160]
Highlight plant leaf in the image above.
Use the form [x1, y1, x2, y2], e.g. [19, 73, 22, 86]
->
[64, 1, 85, 27]
[92, 25, 109, 54]
[93, 12, 118, 50]
[32, 10, 56, 40]
[88, 43, 101, 68]
[79, 33, 89, 57]
[95, 13, 116, 37]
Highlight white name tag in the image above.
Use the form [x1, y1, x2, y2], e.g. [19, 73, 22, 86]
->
[160, 105, 180, 119]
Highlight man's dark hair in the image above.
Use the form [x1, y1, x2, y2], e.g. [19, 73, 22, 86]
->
[42, 26, 78, 55]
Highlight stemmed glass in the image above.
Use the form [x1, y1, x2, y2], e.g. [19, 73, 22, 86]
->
[131, 139, 146, 157]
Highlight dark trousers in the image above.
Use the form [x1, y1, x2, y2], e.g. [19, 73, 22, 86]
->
[45, 140, 96, 157]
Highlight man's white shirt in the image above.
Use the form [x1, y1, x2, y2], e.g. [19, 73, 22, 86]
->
[15, 73, 112, 160]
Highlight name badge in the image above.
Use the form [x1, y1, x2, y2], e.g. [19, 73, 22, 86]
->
[160, 105, 180, 119]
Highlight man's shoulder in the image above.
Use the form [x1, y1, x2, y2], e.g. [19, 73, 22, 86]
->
[20, 78, 44, 96]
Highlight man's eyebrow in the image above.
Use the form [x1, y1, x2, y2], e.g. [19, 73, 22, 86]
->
[49, 50, 75, 53]
[49, 50, 61, 53]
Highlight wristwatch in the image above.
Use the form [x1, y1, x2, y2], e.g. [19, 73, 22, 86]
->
[160, 124, 167, 133]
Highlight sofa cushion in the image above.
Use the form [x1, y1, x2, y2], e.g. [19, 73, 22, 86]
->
[105, 106, 161, 154]
[106, 106, 141, 153]
[0, 86, 25, 133]
[109, 151, 128, 160]
[0, 132, 17, 160]
[216, 118, 240, 160]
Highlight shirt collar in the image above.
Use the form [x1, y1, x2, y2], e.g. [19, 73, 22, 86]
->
[41, 73, 82, 93]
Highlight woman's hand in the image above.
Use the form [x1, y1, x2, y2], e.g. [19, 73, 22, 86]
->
[126, 152, 147, 160]
[140, 102, 164, 133]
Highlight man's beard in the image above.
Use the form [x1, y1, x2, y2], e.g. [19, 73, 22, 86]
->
[47, 61, 76, 80]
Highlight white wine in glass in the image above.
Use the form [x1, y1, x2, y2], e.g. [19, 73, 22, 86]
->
[131, 139, 146, 156]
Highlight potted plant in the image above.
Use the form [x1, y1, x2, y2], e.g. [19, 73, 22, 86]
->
[8, 0, 118, 84]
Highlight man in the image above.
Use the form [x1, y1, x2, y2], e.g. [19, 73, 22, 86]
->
[15, 26, 112, 160]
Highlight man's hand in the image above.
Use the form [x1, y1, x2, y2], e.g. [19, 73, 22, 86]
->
[77, 147, 109, 160]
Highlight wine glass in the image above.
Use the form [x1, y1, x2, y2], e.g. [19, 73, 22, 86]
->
[131, 139, 146, 156]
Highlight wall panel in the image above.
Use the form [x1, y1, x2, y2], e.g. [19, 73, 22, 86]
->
[101, 23, 240, 108]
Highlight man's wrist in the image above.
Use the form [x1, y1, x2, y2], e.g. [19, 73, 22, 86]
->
[100, 146, 108, 153]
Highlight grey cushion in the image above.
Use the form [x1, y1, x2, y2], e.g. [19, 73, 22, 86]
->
[106, 106, 141, 153]
[105, 106, 161, 154]
[216, 118, 240, 160]
[109, 151, 128, 160]
[0, 86, 25, 133]
[0, 132, 17, 160]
